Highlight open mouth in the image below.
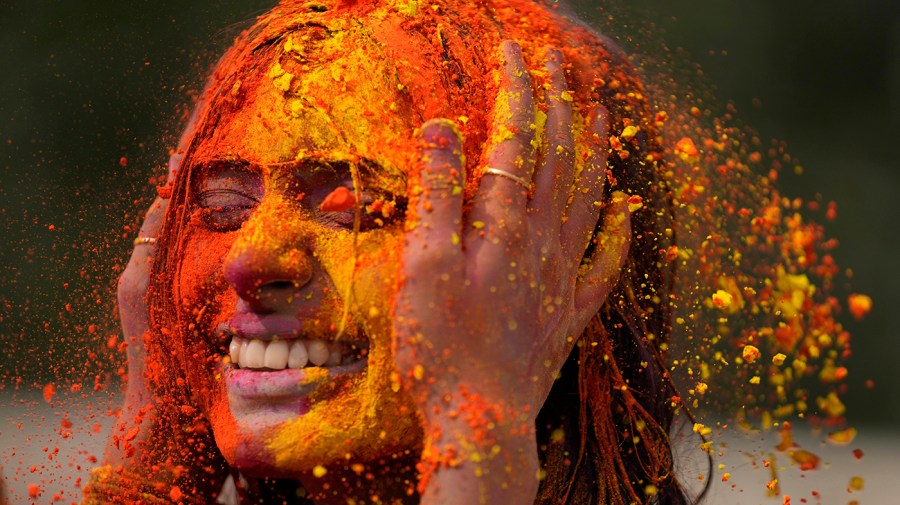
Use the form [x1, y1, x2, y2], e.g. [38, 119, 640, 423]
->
[228, 336, 369, 371]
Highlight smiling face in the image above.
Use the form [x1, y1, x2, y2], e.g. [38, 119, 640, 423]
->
[153, 0, 627, 481]
[168, 25, 447, 476]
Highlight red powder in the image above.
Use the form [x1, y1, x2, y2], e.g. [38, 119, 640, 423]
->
[42, 383, 56, 403]
[156, 183, 173, 199]
[320, 186, 357, 212]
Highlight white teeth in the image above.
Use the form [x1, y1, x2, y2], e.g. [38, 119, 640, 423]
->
[288, 341, 308, 369]
[307, 339, 330, 367]
[228, 336, 364, 370]
[327, 343, 342, 367]
[243, 339, 266, 369]
[264, 339, 289, 370]
[239, 339, 249, 363]
[229, 339, 241, 365]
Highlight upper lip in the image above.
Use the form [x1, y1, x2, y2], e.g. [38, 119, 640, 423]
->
[222, 313, 304, 341]
[221, 313, 369, 347]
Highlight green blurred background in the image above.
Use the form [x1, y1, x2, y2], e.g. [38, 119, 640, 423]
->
[1, 0, 897, 429]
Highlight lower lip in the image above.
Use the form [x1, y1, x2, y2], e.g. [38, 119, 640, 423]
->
[224, 358, 368, 400]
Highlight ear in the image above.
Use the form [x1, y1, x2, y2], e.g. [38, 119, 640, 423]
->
[573, 191, 632, 328]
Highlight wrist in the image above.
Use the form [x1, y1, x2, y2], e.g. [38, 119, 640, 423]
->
[418, 428, 539, 505]
[417, 384, 540, 504]
[82, 464, 207, 505]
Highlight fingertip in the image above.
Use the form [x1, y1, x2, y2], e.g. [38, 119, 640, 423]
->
[574, 190, 632, 310]
[609, 190, 628, 207]
[544, 46, 563, 68]
[584, 106, 610, 168]
[540, 46, 565, 92]
[418, 119, 465, 185]
[500, 39, 523, 61]
[405, 121, 467, 260]
[419, 118, 463, 151]
[606, 191, 632, 235]
[412, 119, 466, 216]
[499, 40, 530, 86]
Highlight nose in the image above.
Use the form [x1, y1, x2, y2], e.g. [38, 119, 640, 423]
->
[223, 208, 314, 314]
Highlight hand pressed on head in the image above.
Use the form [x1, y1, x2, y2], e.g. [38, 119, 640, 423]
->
[395, 40, 632, 503]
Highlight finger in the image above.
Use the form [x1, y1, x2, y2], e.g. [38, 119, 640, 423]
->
[560, 105, 609, 258]
[118, 197, 167, 334]
[468, 40, 536, 242]
[403, 119, 466, 276]
[530, 48, 575, 226]
[573, 191, 631, 326]
[113, 197, 167, 467]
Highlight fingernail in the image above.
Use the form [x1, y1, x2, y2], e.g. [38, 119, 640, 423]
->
[420, 119, 462, 149]
[545, 47, 562, 66]
[501, 40, 522, 64]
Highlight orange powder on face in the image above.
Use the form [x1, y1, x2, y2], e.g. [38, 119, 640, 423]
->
[198, 0, 639, 190]
[265, 218, 414, 469]
[249, 0, 642, 473]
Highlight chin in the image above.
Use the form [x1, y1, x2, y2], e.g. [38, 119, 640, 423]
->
[206, 349, 422, 477]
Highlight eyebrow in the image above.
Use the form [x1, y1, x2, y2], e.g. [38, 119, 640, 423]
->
[193, 158, 256, 177]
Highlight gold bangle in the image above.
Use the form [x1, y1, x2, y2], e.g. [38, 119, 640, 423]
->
[133, 237, 158, 246]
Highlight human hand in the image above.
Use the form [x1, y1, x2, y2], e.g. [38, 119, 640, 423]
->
[89, 131, 226, 502]
[103, 195, 165, 466]
[395, 41, 631, 501]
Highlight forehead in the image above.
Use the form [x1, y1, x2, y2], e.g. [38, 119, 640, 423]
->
[191, 24, 425, 180]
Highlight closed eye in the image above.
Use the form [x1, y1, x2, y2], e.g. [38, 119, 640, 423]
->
[196, 189, 260, 232]
[198, 188, 260, 209]
[193, 163, 264, 232]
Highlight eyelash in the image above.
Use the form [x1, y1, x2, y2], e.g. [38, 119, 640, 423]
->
[194, 189, 260, 232]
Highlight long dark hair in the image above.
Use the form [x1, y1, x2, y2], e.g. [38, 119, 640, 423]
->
[534, 84, 693, 504]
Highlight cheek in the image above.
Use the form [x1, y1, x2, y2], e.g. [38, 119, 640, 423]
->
[176, 230, 236, 392]
[355, 232, 403, 330]
[313, 227, 402, 335]
[178, 230, 235, 310]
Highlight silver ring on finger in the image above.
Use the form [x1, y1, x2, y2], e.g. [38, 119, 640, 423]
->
[483, 167, 531, 189]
